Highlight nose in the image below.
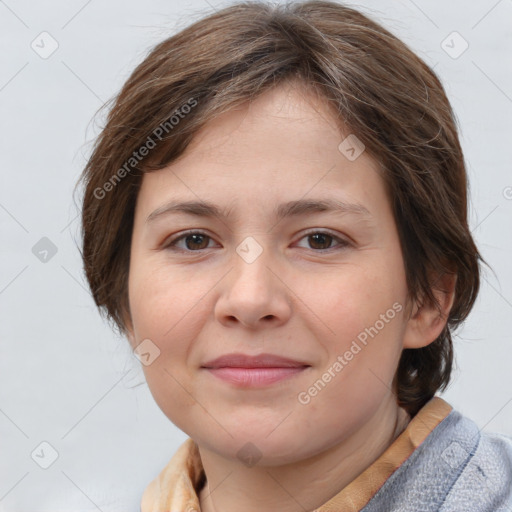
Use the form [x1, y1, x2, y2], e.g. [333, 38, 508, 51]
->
[214, 242, 292, 329]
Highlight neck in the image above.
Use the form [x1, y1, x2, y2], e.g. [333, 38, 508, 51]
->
[198, 397, 411, 512]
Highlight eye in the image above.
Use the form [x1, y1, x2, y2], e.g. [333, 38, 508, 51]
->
[163, 231, 216, 251]
[295, 230, 350, 251]
[162, 229, 350, 253]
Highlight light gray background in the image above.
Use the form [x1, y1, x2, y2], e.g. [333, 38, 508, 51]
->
[1, 0, 511, 510]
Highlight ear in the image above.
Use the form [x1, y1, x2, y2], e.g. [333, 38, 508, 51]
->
[403, 272, 457, 349]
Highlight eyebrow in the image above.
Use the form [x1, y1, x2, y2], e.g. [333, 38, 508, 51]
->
[146, 197, 371, 225]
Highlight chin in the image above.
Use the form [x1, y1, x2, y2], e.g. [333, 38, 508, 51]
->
[202, 428, 311, 466]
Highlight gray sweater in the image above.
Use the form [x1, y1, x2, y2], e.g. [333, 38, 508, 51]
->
[362, 408, 512, 511]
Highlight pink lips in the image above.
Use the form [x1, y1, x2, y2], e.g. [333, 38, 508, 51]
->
[202, 353, 310, 387]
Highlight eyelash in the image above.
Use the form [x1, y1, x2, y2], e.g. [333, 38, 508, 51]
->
[162, 229, 351, 253]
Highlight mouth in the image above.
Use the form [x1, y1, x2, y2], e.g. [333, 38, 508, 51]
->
[201, 353, 311, 387]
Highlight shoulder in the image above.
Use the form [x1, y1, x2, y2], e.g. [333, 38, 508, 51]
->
[363, 405, 512, 512]
[439, 421, 512, 512]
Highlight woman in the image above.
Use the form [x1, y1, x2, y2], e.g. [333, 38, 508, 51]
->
[77, 1, 512, 510]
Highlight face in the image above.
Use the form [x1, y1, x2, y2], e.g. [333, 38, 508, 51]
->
[126, 81, 413, 465]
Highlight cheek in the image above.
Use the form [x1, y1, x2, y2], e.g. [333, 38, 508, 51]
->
[141, 362, 200, 437]
[130, 269, 210, 430]
[312, 258, 407, 382]
[128, 262, 214, 388]
[129, 261, 206, 340]
[300, 273, 407, 438]
[314, 261, 405, 334]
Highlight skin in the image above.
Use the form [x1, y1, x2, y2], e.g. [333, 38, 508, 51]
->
[126, 80, 455, 512]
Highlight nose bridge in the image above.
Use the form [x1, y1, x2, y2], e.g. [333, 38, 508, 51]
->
[231, 235, 274, 293]
[215, 235, 291, 327]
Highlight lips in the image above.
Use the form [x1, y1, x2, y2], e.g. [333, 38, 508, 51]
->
[201, 353, 310, 369]
[201, 353, 311, 387]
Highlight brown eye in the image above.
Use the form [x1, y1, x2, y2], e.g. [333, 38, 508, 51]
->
[296, 230, 349, 251]
[307, 233, 334, 250]
[183, 233, 210, 250]
[164, 231, 214, 251]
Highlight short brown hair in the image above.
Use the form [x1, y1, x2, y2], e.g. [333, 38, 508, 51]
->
[77, 0, 482, 417]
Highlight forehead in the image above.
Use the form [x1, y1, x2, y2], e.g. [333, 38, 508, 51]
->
[135, 82, 388, 222]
